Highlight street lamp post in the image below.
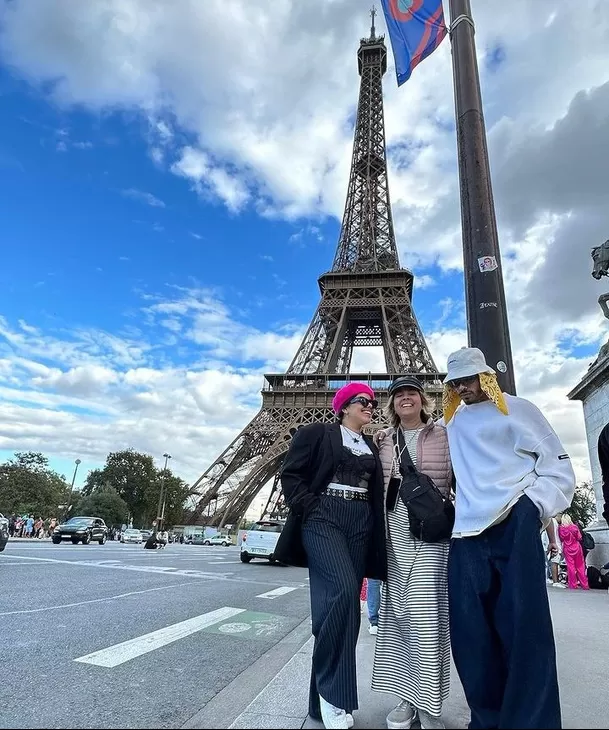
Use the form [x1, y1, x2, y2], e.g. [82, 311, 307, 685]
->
[64, 458, 81, 521]
[448, 0, 516, 394]
[155, 452, 171, 530]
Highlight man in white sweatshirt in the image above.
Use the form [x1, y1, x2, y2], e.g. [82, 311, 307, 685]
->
[442, 348, 575, 730]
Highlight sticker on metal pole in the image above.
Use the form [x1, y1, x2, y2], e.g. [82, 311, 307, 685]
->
[496, 361, 507, 373]
[477, 256, 498, 272]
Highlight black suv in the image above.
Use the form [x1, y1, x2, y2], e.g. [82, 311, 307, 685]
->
[52, 516, 108, 545]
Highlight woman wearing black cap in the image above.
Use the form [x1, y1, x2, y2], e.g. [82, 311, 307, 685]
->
[371, 376, 453, 730]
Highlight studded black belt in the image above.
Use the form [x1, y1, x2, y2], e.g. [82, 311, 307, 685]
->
[325, 487, 369, 501]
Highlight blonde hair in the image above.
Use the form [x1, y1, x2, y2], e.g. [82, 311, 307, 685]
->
[383, 389, 432, 429]
[560, 513, 573, 526]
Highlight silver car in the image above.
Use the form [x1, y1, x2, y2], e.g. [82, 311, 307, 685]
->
[121, 528, 143, 544]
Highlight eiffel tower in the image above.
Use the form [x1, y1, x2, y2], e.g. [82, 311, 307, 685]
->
[188, 12, 444, 527]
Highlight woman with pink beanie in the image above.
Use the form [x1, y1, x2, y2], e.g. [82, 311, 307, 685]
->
[275, 382, 387, 730]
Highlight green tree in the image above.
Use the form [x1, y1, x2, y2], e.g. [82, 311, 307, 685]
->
[0, 452, 68, 517]
[83, 449, 157, 525]
[76, 485, 130, 527]
[83, 449, 188, 528]
[135, 470, 189, 528]
[563, 482, 596, 528]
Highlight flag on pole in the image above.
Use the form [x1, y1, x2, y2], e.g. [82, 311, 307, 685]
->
[380, 0, 448, 86]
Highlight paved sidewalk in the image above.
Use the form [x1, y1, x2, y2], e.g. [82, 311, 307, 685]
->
[229, 588, 608, 729]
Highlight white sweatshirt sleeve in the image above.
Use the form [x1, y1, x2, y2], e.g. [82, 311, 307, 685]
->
[518, 402, 576, 520]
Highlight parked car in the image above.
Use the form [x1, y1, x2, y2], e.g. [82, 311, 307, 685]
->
[203, 534, 233, 546]
[121, 528, 143, 544]
[52, 516, 108, 545]
[240, 520, 284, 563]
[186, 535, 205, 545]
[0, 513, 8, 552]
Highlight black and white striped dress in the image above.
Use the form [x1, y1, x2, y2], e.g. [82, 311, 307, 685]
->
[371, 427, 450, 717]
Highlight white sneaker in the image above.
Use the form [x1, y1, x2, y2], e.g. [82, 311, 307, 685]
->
[386, 700, 416, 729]
[368, 624, 378, 635]
[418, 710, 445, 729]
[346, 714, 354, 728]
[551, 582, 566, 589]
[320, 695, 349, 730]
[546, 578, 553, 585]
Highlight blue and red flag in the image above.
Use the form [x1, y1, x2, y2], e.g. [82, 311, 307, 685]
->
[380, 0, 448, 86]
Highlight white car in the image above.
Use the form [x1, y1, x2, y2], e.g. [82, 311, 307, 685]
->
[240, 520, 284, 563]
[121, 528, 143, 544]
[203, 535, 233, 546]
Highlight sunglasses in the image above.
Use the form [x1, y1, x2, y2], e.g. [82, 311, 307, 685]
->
[447, 375, 478, 390]
[348, 396, 378, 409]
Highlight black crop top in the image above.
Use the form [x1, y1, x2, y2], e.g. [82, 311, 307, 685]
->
[330, 446, 376, 491]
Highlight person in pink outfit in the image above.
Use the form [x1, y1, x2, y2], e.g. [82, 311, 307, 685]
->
[558, 514, 589, 589]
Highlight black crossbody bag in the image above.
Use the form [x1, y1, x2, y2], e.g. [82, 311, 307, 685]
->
[390, 430, 455, 543]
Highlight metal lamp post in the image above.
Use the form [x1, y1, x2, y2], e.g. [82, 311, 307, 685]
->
[448, 0, 516, 394]
[64, 458, 81, 520]
[155, 452, 171, 530]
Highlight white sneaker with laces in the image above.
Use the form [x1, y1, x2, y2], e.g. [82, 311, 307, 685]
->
[418, 709, 445, 729]
[320, 695, 349, 730]
[386, 700, 416, 729]
[368, 624, 378, 635]
[551, 582, 566, 589]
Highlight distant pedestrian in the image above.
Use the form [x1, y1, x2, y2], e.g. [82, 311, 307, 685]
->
[275, 382, 387, 730]
[541, 517, 565, 589]
[558, 514, 589, 590]
[443, 347, 575, 729]
[366, 578, 380, 636]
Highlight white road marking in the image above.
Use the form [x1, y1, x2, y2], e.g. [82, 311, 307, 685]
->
[4, 554, 232, 579]
[256, 586, 299, 599]
[3, 554, 306, 591]
[0, 581, 206, 616]
[74, 606, 246, 667]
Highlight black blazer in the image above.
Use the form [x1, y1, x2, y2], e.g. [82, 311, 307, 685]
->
[274, 422, 387, 580]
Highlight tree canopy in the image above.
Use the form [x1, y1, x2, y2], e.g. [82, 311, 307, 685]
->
[563, 482, 596, 528]
[75, 485, 130, 527]
[82, 449, 189, 528]
[0, 452, 68, 518]
[0, 449, 189, 528]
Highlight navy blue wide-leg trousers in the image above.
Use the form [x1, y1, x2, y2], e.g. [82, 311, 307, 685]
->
[448, 496, 561, 730]
[302, 495, 372, 717]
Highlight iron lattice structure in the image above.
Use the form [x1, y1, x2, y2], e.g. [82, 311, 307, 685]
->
[188, 23, 443, 528]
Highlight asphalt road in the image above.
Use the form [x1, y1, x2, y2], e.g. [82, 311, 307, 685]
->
[0, 540, 312, 729]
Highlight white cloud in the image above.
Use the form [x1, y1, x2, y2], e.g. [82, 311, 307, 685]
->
[121, 187, 166, 208]
[0, 288, 305, 485]
[171, 146, 249, 212]
[415, 274, 436, 290]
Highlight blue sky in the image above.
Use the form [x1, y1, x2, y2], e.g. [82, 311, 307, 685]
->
[1, 1, 608, 509]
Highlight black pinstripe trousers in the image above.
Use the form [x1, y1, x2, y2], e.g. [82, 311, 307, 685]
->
[302, 494, 373, 716]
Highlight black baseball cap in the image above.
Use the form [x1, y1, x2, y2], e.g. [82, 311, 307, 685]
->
[388, 375, 425, 396]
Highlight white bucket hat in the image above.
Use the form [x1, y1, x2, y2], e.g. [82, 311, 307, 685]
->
[443, 347, 495, 384]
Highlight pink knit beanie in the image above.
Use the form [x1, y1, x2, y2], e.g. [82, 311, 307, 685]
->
[332, 382, 375, 414]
